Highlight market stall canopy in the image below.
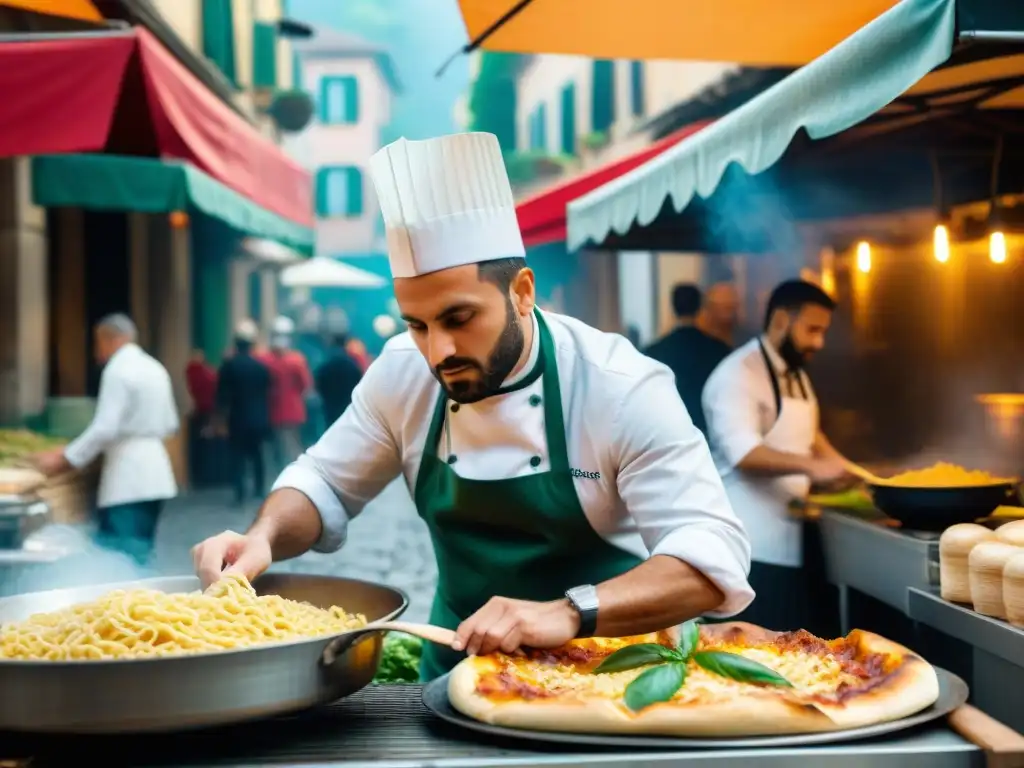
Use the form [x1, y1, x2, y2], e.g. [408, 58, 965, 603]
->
[280, 257, 387, 288]
[0, 0, 101, 22]
[567, 0, 1024, 251]
[31, 154, 313, 254]
[516, 121, 709, 248]
[0, 28, 312, 229]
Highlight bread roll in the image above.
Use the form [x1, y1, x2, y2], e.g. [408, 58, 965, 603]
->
[996, 519, 1024, 547]
[941, 524, 997, 603]
[1003, 552, 1024, 627]
[969, 542, 1021, 617]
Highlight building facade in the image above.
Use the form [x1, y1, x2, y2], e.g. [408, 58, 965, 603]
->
[288, 29, 399, 258]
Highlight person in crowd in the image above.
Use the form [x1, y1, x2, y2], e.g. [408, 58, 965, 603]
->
[263, 320, 313, 470]
[185, 349, 218, 486]
[192, 132, 753, 682]
[699, 281, 741, 347]
[643, 284, 732, 436]
[702, 279, 853, 631]
[314, 333, 364, 428]
[33, 314, 178, 565]
[214, 321, 272, 505]
[345, 337, 371, 373]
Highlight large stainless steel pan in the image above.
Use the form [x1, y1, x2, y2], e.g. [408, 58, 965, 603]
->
[0, 572, 407, 734]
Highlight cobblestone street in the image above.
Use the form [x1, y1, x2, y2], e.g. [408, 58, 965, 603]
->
[152, 480, 439, 623]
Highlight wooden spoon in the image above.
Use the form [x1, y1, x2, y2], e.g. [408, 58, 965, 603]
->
[840, 459, 886, 485]
[321, 620, 456, 666]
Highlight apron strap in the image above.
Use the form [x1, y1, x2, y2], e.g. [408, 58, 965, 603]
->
[757, 340, 783, 419]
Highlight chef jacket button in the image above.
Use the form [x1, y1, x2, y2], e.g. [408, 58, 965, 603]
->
[528, 394, 542, 407]
[450, 403, 460, 413]
[529, 456, 541, 468]
[447, 455, 458, 465]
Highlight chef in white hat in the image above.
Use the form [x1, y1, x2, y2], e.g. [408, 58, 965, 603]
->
[192, 132, 754, 680]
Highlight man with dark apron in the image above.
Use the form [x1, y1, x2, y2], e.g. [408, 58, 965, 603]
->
[193, 133, 755, 681]
[703, 279, 853, 633]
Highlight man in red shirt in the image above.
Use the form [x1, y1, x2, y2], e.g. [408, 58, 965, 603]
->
[262, 319, 313, 472]
[185, 349, 219, 486]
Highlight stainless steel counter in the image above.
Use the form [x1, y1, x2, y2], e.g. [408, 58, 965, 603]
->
[0, 685, 984, 768]
[817, 510, 939, 631]
[909, 588, 1024, 733]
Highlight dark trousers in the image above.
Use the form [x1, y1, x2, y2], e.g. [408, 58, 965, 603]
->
[96, 500, 164, 566]
[228, 433, 266, 504]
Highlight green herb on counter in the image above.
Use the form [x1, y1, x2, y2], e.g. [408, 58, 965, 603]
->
[373, 633, 423, 685]
[594, 619, 791, 712]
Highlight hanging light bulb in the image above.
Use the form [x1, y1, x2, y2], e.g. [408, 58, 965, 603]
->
[933, 223, 950, 263]
[990, 231, 1007, 264]
[856, 241, 871, 274]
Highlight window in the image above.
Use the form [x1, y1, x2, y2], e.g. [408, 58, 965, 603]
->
[201, 0, 237, 85]
[252, 21, 278, 89]
[560, 84, 577, 155]
[529, 103, 548, 151]
[316, 167, 364, 217]
[591, 60, 615, 133]
[630, 61, 645, 117]
[319, 76, 359, 124]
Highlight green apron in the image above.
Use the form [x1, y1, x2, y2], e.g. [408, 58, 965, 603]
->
[413, 311, 643, 681]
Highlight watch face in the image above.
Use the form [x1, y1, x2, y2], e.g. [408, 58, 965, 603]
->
[567, 585, 599, 611]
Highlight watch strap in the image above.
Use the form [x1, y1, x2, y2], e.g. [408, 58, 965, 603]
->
[565, 585, 599, 638]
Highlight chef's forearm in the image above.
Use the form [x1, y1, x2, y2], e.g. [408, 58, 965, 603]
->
[248, 488, 324, 561]
[592, 555, 724, 637]
[813, 431, 843, 460]
[737, 445, 813, 476]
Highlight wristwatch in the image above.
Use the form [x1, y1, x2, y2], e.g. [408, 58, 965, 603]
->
[564, 584, 599, 638]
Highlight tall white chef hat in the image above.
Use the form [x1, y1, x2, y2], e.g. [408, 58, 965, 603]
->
[368, 132, 525, 279]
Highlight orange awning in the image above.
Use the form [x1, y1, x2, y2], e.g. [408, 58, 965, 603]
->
[0, 0, 102, 23]
[456, 0, 901, 66]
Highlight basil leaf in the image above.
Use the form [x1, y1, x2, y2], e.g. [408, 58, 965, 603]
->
[623, 662, 688, 712]
[692, 650, 793, 687]
[677, 620, 701, 659]
[595, 643, 681, 674]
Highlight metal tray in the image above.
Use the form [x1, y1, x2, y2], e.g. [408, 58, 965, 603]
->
[422, 666, 968, 749]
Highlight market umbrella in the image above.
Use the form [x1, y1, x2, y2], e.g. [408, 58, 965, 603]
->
[280, 257, 387, 289]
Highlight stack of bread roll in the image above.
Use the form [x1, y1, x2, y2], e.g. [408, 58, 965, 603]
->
[940, 520, 1024, 625]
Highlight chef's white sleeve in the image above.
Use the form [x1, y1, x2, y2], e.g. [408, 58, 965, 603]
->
[272, 363, 403, 553]
[613, 368, 754, 617]
[702, 365, 763, 472]
[64, 368, 129, 469]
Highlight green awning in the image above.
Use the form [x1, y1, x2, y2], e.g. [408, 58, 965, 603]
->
[31, 154, 313, 255]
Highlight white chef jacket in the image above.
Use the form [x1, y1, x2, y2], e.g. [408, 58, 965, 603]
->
[275, 310, 754, 617]
[702, 336, 818, 479]
[65, 343, 180, 508]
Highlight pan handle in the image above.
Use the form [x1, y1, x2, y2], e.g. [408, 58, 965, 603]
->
[320, 627, 385, 667]
[321, 621, 458, 667]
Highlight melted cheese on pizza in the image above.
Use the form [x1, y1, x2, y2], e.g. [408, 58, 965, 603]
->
[476, 631, 893, 706]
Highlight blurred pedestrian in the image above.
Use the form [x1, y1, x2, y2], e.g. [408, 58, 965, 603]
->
[265, 316, 312, 471]
[214, 321, 271, 505]
[315, 333, 364, 428]
[185, 349, 218, 486]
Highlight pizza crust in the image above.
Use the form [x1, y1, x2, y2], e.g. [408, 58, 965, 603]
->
[447, 627, 941, 737]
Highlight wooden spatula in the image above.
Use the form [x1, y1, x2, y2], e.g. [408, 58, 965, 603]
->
[321, 621, 457, 666]
[840, 459, 886, 485]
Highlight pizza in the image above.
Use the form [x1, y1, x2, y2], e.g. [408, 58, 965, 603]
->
[447, 622, 940, 737]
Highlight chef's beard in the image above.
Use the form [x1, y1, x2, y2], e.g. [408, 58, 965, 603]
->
[779, 332, 812, 370]
[434, 299, 525, 404]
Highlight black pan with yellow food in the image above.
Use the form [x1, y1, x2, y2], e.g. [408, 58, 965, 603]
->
[866, 463, 1019, 531]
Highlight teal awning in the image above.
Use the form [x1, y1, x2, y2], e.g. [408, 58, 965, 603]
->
[32, 154, 313, 255]
[568, 0, 966, 249]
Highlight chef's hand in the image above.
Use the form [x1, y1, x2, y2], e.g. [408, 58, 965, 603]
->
[32, 448, 69, 478]
[453, 597, 581, 657]
[807, 456, 851, 485]
[191, 530, 272, 589]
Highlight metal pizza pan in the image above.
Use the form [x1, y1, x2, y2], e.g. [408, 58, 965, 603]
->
[421, 666, 968, 749]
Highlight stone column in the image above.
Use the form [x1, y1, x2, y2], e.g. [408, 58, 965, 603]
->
[128, 212, 152, 349]
[0, 158, 49, 425]
[229, 257, 255, 333]
[259, 265, 278, 331]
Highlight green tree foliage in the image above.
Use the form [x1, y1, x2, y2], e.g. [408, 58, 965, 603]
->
[467, 52, 520, 151]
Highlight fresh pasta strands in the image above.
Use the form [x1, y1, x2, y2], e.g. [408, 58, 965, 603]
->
[0, 573, 367, 661]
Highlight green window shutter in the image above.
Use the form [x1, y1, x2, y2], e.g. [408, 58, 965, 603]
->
[202, 0, 237, 85]
[252, 21, 278, 89]
[560, 83, 576, 155]
[292, 52, 302, 90]
[315, 169, 328, 216]
[343, 76, 359, 122]
[630, 61, 645, 116]
[346, 168, 363, 215]
[591, 60, 615, 133]
[537, 103, 547, 150]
